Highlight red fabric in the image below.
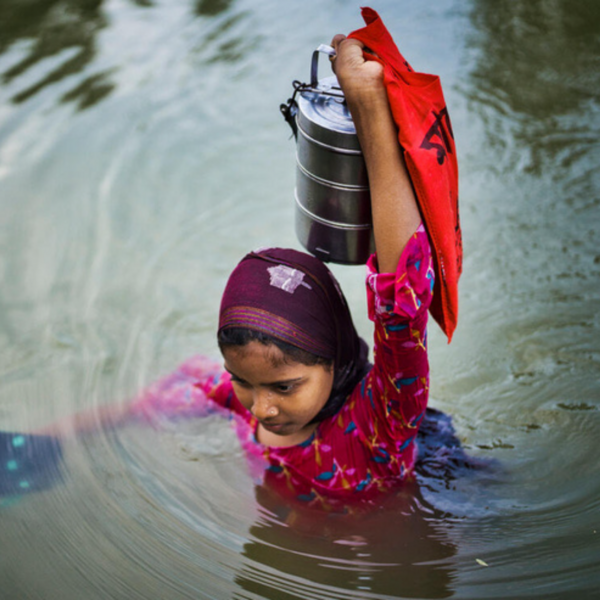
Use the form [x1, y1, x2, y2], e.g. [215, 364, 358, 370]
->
[349, 7, 462, 342]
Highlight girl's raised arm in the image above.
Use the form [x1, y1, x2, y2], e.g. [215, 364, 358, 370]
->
[331, 35, 421, 274]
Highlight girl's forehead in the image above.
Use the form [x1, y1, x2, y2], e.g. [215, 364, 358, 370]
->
[223, 342, 297, 372]
[223, 342, 327, 382]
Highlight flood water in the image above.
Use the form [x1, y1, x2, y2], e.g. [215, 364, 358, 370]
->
[1, 0, 599, 598]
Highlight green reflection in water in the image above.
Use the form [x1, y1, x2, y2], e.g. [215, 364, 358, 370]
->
[468, 0, 600, 117]
[194, 0, 236, 18]
[466, 0, 600, 178]
[0, 0, 113, 109]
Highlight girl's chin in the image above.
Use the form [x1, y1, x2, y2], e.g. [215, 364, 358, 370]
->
[258, 421, 318, 447]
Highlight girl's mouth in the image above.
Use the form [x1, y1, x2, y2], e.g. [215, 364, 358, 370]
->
[261, 421, 286, 433]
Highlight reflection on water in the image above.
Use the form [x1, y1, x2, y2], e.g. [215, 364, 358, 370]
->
[194, 0, 236, 18]
[1, 0, 599, 598]
[0, 0, 247, 110]
[235, 410, 489, 600]
[467, 0, 600, 177]
[469, 0, 599, 117]
[240, 484, 456, 600]
[0, 0, 112, 108]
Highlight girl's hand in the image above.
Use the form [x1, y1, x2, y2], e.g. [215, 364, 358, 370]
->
[330, 35, 385, 106]
[329, 34, 421, 274]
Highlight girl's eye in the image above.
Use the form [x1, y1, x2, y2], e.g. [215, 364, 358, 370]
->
[275, 384, 295, 394]
[231, 377, 250, 388]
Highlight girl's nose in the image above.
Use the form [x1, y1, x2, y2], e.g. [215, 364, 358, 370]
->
[251, 390, 278, 420]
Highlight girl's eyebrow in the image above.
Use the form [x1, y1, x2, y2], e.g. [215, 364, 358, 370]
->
[267, 377, 304, 386]
[224, 367, 304, 387]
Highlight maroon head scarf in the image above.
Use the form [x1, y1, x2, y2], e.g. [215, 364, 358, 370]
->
[218, 248, 370, 419]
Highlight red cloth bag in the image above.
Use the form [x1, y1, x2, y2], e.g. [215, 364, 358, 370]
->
[349, 8, 462, 342]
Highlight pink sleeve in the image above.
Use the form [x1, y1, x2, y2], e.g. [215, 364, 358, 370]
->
[366, 223, 434, 323]
[363, 223, 434, 432]
[129, 356, 230, 422]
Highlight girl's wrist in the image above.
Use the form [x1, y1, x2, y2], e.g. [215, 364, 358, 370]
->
[338, 70, 386, 102]
[344, 87, 391, 133]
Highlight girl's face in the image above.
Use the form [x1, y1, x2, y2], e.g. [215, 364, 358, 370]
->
[222, 341, 334, 447]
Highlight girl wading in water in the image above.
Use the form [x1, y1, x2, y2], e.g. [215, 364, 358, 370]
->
[30, 27, 451, 512]
[128, 33, 433, 507]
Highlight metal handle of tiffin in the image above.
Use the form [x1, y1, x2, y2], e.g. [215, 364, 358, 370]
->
[280, 44, 344, 139]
